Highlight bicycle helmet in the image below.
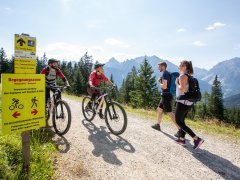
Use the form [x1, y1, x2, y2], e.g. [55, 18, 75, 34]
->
[94, 63, 105, 69]
[48, 58, 59, 64]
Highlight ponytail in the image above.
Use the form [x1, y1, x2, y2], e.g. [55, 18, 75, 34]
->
[188, 61, 194, 75]
[180, 60, 194, 75]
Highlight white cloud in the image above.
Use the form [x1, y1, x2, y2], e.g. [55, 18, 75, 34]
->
[206, 22, 226, 30]
[193, 41, 206, 47]
[38, 42, 103, 60]
[104, 38, 130, 48]
[177, 28, 186, 32]
[5, 7, 11, 11]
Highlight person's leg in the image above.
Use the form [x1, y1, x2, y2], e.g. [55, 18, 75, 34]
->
[151, 98, 164, 130]
[176, 102, 196, 139]
[46, 88, 50, 104]
[157, 107, 163, 124]
[96, 90, 104, 119]
[166, 112, 180, 130]
[164, 94, 180, 133]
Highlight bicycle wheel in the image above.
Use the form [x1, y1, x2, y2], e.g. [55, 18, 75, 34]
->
[82, 96, 96, 121]
[105, 101, 127, 135]
[52, 100, 71, 136]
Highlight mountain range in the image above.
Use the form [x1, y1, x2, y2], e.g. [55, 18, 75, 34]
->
[104, 56, 240, 98]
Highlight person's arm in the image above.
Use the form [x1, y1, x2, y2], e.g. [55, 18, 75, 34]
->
[40, 67, 47, 74]
[57, 69, 70, 86]
[102, 74, 113, 85]
[88, 72, 95, 87]
[160, 72, 168, 90]
[161, 79, 168, 89]
[176, 75, 188, 93]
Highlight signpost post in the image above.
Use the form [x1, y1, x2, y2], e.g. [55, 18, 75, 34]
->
[0, 33, 45, 175]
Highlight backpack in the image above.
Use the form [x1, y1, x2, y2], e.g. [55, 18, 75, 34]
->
[178, 74, 202, 102]
[169, 72, 180, 96]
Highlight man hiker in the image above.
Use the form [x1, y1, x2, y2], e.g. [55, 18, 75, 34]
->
[151, 62, 180, 137]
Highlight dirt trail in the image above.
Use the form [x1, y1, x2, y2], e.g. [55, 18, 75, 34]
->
[52, 97, 240, 180]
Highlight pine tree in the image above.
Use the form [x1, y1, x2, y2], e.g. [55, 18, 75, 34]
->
[209, 75, 224, 120]
[0, 48, 7, 79]
[130, 57, 160, 109]
[73, 69, 84, 95]
[118, 79, 126, 103]
[37, 53, 48, 73]
[118, 66, 138, 104]
[109, 74, 117, 99]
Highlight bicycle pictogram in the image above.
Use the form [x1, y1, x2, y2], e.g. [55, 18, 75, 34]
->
[9, 98, 24, 110]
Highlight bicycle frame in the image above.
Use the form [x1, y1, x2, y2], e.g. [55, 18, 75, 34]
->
[95, 93, 108, 113]
[94, 87, 118, 119]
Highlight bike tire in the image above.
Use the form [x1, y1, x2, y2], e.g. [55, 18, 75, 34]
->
[52, 100, 71, 136]
[105, 101, 127, 135]
[82, 96, 96, 121]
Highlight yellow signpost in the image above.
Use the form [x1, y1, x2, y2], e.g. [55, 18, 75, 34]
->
[1, 74, 45, 134]
[14, 58, 37, 74]
[14, 34, 37, 74]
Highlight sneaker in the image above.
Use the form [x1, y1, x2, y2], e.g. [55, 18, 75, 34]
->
[193, 137, 204, 149]
[175, 139, 186, 146]
[151, 124, 161, 131]
[174, 130, 180, 138]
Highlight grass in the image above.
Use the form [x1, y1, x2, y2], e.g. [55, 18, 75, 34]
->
[0, 83, 57, 179]
[0, 130, 56, 179]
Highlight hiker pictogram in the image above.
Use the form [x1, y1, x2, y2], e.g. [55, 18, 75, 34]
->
[9, 98, 24, 110]
[31, 97, 38, 108]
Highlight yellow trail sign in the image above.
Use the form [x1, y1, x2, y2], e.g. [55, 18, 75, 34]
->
[1, 74, 46, 135]
[14, 58, 37, 74]
[15, 34, 36, 53]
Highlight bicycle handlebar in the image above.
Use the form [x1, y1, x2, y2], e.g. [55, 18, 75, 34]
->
[91, 85, 116, 91]
[46, 85, 68, 90]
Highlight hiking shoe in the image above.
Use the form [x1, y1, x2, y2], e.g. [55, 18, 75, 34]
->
[193, 137, 204, 149]
[174, 130, 181, 138]
[98, 113, 105, 119]
[151, 124, 161, 131]
[175, 139, 186, 146]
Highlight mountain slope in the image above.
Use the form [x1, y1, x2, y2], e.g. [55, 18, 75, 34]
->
[202, 57, 240, 97]
[224, 93, 240, 108]
[104, 55, 211, 92]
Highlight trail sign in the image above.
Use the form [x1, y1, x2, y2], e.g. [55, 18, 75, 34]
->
[1, 74, 45, 134]
[14, 34, 37, 73]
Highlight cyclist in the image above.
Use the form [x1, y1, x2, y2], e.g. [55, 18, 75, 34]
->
[87, 63, 113, 119]
[41, 58, 70, 104]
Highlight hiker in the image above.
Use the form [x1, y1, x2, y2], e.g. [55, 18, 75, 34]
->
[151, 62, 180, 136]
[175, 60, 204, 149]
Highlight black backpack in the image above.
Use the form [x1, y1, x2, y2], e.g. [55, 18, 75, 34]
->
[178, 74, 202, 102]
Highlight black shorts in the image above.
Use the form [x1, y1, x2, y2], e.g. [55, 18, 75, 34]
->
[158, 94, 173, 113]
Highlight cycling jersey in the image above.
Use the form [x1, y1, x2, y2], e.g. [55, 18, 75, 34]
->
[89, 71, 109, 87]
[41, 66, 66, 85]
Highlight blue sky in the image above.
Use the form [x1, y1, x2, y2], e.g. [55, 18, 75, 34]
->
[0, 0, 240, 69]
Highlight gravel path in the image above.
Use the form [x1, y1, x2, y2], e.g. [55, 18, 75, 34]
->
[53, 97, 240, 180]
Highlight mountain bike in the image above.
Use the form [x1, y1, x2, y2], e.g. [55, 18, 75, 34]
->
[82, 85, 127, 135]
[46, 85, 71, 136]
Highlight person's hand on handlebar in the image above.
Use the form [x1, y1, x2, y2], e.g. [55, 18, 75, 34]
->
[65, 80, 70, 87]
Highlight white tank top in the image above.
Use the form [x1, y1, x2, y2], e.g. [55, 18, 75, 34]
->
[176, 75, 193, 106]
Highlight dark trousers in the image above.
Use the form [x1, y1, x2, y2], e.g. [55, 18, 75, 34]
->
[175, 102, 196, 139]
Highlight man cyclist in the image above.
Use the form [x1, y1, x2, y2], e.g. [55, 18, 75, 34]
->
[41, 58, 70, 103]
[87, 63, 113, 119]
